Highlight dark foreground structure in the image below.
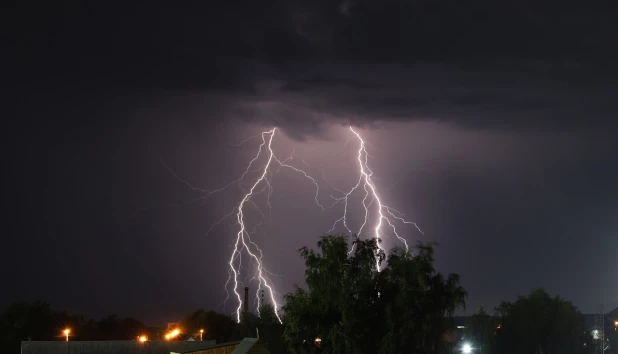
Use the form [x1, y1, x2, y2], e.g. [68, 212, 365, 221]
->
[20, 340, 216, 354]
[20, 338, 268, 354]
[180, 338, 269, 354]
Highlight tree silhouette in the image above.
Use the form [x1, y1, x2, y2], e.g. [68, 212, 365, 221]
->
[464, 307, 499, 353]
[181, 309, 236, 343]
[495, 288, 591, 354]
[0, 301, 56, 353]
[283, 234, 467, 354]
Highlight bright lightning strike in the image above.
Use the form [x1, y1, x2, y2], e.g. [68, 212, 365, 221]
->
[329, 126, 423, 269]
[229, 128, 281, 324]
[225, 128, 328, 324]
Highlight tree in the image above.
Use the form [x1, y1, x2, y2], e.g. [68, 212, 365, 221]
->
[233, 304, 286, 353]
[284, 234, 376, 354]
[377, 243, 467, 354]
[604, 307, 618, 354]
[0, 300, 160, 352]
[0, 301, 57, 353]
[283, 234, 467, 354]
[464, 307, 499, 354]
[495, 288, 591, 354]
[93, 314, 147, 340]
[181, 309, 236, 343]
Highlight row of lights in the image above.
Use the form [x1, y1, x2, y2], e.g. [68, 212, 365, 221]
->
[62, 320, 617, 344]
[62, 328, 206, 342]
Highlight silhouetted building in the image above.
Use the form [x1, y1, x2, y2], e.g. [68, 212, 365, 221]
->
[179, 338, 270, 354]
[20, 340, 216, 354]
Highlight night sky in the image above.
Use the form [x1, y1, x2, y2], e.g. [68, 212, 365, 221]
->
[3, 1, 618, 325]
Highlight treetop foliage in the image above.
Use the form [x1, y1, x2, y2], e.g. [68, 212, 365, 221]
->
[283, 234, 467, 354]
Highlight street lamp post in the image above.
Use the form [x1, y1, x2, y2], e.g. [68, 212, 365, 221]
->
[199, 329, 204, 341]
[63, 329, 70, 342]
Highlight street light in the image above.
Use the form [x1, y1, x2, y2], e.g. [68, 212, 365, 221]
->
[165, 329, 180, 340]
[63, 329, 70, 342]
[138, 335, 148, 343]
[199, 329, 204, 341]
[462, 342, 473, 354]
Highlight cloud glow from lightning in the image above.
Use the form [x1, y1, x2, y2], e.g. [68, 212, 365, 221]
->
[167, 125, 422, 323]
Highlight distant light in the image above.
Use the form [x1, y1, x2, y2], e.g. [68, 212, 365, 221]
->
[314, 337, 322, 346]
[63, 328, 70, 342]
[138, 335, 148, 342]
[200, 329, 204, 334]
[165, 328, 180, 340]
[614, 320, 618, 327]
[457, 326, 465, 329]
[462, 343, 473, 354]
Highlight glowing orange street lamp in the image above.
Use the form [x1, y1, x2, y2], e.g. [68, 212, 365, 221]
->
[63, 329, 70, 342]
[199, 329, 204, 341]
[165, 329, 180, 340]
[138, 335, 148, 343]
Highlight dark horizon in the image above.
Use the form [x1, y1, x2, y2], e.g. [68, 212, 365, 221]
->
[3, 1, 617, 326]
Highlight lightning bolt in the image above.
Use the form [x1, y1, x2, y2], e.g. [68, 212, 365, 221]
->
[228, 128, 281, 324]
[329, 126, 423, 269]
[225, 127, 329, 323]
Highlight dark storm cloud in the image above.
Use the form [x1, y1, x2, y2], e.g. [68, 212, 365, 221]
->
[215, 60, 618, 139]
[9, 6, 616, 99]
[234, 0, 618, 134]
[8, 1, 617, 97]
[45, 0, 613, 136]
